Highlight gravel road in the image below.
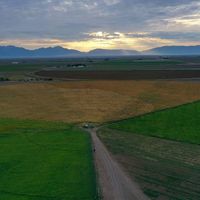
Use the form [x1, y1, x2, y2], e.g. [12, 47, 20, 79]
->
[89, 128, 149, 200]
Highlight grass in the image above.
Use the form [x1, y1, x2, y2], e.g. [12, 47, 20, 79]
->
[98, 128, 200, 199]
[66, 59, 185, 71]
[0, 118, 97, 200]
[1, 81, 200, 123]
[0, 64, 44, 72]
[109, 101, 200, 144]
[0, 58, 188, 73]
[0, 59, 81, 73]
[0, 57, 197, 81]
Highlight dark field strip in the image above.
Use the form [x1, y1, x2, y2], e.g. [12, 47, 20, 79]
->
[98, 129, 200, 200]
[109, 100, 200, 144]
[36, 70, 200, 80]
[0, 119, 97, 200]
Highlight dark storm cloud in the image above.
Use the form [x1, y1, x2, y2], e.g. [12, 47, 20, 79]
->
[0, 0, 199, 48]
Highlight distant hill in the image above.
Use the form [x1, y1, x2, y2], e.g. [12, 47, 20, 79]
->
[0, 46, 139, 58]
[0, 46, 31, 58]
[144, 45, 200, 55]
[0, 46, 82, 58]
[31, 46, 82, 57]
[88, 49, 140, 56]
[1, 45, 200, 58]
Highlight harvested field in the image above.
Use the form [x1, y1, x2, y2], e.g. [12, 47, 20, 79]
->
[98, 128, 200, 200]
[0, 80, 200, 123]
[36, 70, 200, 80]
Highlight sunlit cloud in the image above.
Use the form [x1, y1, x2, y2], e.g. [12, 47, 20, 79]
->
[88, 32, 123, 40]
[170, 14, 200, 27]
[82, 31, 174, 51]
[0, 32, 176, 51]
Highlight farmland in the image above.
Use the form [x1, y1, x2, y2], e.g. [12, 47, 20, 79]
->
[98, 101, 200, 199]
[109, 101, 200, 144]
[1, 56, 200, 81]
[0, 118, 97, 200]
[36, 69, 200, 80]
[98, 128, 200, 199]
[1, 81, 200, 123]
[1, 57, 200, 199]
[0, 57, 187, 73]
[2, 0, 200, 199]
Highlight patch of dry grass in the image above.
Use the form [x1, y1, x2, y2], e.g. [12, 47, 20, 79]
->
[0, 80, 200, 123]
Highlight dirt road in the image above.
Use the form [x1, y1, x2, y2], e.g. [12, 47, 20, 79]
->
[89, 128, 149, 200]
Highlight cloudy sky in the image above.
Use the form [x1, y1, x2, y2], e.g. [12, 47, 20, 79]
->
[0, 0, 200, 51]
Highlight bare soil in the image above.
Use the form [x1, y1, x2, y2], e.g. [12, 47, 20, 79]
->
[36, 70, 200, 80]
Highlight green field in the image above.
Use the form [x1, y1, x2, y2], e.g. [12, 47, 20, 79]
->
[0, 64, 43, 73]
[0, 118, 97, 200]
[66, 59, 185, 71]
[109, 101, 200, 144]
[1, 57, 200, 82]
[99, 101, 200, 199]
[0, 57, 189, 73]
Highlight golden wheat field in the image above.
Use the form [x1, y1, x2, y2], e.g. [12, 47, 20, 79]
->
[0, 80, 200, 123]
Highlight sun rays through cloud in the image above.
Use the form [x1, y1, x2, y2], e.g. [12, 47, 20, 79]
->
[0, 0, 200, 50]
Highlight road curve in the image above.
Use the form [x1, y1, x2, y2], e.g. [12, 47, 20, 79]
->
[89, 128, 149, 200]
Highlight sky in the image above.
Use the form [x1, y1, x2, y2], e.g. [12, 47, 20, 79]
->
[0, 0, 200, 51]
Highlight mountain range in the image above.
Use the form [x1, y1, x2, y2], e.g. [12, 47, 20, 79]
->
[0, 45, 200, 58]
[143, 45, 200, 55]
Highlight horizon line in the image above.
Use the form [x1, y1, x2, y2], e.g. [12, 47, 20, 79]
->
[1, 44, 200, 53]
